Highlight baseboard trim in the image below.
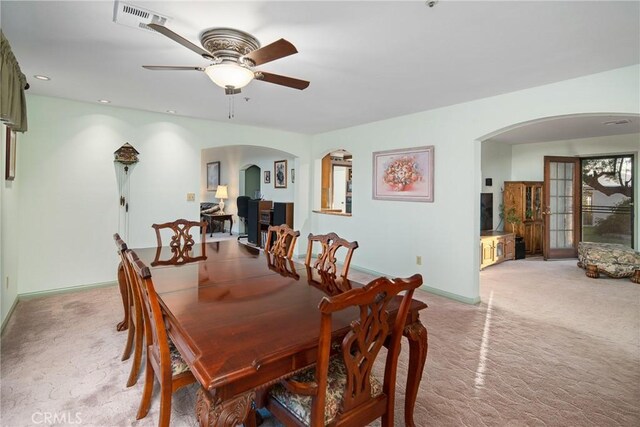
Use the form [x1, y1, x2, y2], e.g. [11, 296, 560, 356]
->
[320, 263, 481, 305]
[418, 284, 481, 305]
[1, 296, 20, 335]
[19, 281, 118, 300]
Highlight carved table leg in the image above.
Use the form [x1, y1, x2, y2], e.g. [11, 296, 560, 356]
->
[116, 261, 130, 331]
[403, 319, 428, 427]
[229, 218, 233, 236]
[196, 387, 256, 427]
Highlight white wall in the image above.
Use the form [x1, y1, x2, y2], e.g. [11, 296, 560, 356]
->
[3, 65, 638, 308]
[1, 124, 20, 326]
[13, 95, 311, 295]
[481, 141, 513, 230]
[200, 145, 296, 234]
[310, 65, 640, 303]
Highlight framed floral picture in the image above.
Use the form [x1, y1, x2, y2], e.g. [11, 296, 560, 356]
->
[372, 146, 434, 202]
[264, 170, 271, 184]
[207, 161, 220, 191]
[274, 159, 287, 188]
[5, 127, 16, 181]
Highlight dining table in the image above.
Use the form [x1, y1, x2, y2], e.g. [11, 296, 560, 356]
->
[116, 240, 428, 427]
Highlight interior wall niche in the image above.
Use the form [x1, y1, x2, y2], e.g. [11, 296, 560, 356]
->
[321, 150, 352, 214]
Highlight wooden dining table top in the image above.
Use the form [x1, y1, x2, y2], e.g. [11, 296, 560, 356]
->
[128, 240, 428, 426]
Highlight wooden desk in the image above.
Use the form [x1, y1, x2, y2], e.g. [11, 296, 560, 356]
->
[202, 213, 233, 236]
[120, 241, 428, 427]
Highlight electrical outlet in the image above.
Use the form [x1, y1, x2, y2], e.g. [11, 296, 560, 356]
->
[186, 192, 195, 202]
[416, 256, 422, 266]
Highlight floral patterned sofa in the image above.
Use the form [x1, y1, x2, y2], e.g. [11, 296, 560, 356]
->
[577, 242, 640, 282]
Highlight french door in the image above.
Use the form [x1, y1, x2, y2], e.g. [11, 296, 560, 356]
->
[543, 157, 581, 259]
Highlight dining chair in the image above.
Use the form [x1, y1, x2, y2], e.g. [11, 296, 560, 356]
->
[266, 274, 423, 426]
[305, 266, 353, 297]
[305, 232, 359, 279]
[113, 234, 133, 360]
[266, 252, 301, 279]
[124, 250, 196, 427]
[265, 224, 301, 259]
[114, 234, 145, 387]
[152, 218, 207, 248]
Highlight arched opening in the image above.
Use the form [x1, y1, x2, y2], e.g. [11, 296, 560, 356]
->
[200, 145, 299, 240]
[478, 112, 639, 270]
[241, 165, 261, 199]
[319, 149, 353, 215]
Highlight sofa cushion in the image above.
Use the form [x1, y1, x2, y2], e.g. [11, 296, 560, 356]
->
[578, 242, 640, 278]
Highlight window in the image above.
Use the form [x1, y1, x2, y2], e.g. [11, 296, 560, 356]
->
[320, 150, 352, 215]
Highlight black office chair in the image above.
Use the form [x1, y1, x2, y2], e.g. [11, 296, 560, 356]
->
[237, 196, 250, 240]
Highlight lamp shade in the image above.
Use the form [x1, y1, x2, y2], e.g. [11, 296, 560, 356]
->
[215, 185, 228, 200]
[204, 63, 254, 89]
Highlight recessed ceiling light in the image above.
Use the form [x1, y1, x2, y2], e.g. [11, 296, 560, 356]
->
[166, 110, 176, 114]
[33, 75, 50, 81]
[98, 99, 111, 104]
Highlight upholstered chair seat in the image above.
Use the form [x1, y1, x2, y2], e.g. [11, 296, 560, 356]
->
[269, 356, 382, 426]
[169, 341, 190, 376]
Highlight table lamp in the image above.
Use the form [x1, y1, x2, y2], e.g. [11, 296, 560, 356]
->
[215, 185, 228, 213]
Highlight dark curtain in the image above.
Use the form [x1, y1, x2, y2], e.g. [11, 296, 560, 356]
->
[1, 31, 28, 132]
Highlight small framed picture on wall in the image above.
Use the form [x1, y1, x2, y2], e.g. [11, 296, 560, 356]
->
[264, 170, 271, 184]
[207, 161, 220, 191]
[274, 159, 287, 188]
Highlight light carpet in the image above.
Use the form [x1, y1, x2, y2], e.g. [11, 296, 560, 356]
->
[1, 258, 639, 426]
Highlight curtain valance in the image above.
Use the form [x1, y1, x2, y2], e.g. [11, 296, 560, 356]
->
[1, 31, 28, 132]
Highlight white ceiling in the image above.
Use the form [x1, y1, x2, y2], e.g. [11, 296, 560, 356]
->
[2, 1, 639, 135]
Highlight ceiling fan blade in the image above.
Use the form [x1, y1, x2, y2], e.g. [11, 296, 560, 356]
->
[244, 39, 298, 66]
[255, 71, 310, 90]
[143, 65, 205, 71]
[148, 23, 214, 60]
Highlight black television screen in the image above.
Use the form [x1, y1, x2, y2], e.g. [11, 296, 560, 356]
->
[480, 193, 493, 231]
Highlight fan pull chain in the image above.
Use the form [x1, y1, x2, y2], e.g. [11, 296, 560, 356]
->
[228, 96, 235, 119]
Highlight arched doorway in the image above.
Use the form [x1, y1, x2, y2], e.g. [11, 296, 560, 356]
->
[243, 165, 261, 198]
[479, 112, 639, 262]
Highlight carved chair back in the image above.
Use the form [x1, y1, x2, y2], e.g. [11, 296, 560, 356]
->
[152, 219, 207, 248]
[114, 233, 128, 254]
[305, 266, 353, 297]
[275, 274, 423, 426]
[124, 250, 195, 426]
[265, 224, 300, 259]
[114, 234, 146, 386]
[266, 252, 300, 279]
[124, 250, 170, 374]
[305, 232, 359, 279]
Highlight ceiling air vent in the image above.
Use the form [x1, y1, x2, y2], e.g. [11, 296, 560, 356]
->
[603, 119, 632, 126]
[113, 1, 170, 32]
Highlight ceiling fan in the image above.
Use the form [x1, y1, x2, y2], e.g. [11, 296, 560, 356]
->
[143, 23, 310, 95]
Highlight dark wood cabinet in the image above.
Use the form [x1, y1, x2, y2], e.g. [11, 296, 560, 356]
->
[248, 200, 272, 247]
[273, 202, 294, 227]
[504, 181, 544, 255]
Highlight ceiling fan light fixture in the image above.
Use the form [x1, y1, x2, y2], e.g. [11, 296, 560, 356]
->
[204, 63, 254, 89]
